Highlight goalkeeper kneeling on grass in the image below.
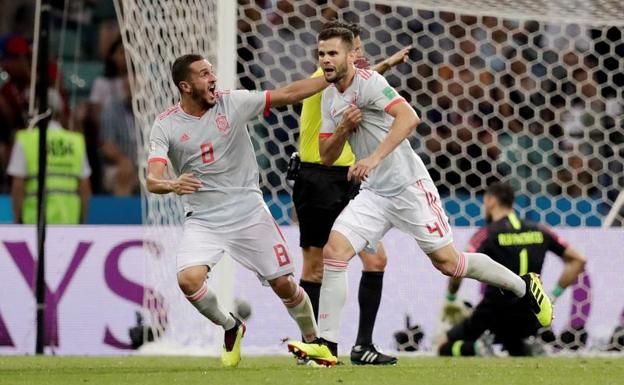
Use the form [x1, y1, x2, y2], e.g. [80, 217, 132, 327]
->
[437, 182, 586, 357]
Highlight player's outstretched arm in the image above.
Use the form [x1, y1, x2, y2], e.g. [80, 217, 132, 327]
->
[372, 46, 412, 75]
[554, 246, 587, 293]
[146, 161, 202, 195]
[269, 76, 329, 108]
[348, 102, 419, 181]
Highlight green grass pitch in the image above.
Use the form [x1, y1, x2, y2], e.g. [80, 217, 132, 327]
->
[1, 356, 622, 385]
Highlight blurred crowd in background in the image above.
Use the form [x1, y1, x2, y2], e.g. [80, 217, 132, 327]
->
[238, 0, 623, 211]
[0, 0, 137, 197]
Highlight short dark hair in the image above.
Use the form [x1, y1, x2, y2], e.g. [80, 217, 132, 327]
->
[171, 54, 204, 91]
[321, 21, 361, 38]
[318, 27, 354, 50]
[485, 182, 515, 208]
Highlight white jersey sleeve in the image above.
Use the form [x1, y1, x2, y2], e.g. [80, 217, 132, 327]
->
[147, 120, 170, 165]
[225, 89, 270, 122]
[363, 72, 406, 114]
[319, 91, 336, 138]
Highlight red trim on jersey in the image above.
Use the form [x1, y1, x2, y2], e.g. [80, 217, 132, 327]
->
[148, 157, 168, 165]
[384, 98, 406, 113]
[157, 105, 180, 121]
[319, 133, 333, 139]
[263, 91, 271, 117]
[357, 68, 372, 80]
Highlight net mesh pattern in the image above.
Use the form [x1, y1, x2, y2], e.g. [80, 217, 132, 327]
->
[237, 0, 624, 227]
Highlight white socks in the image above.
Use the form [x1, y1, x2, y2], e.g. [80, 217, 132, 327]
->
[318, 259, 349, 343]
[283, 286, 318, 342]
[186, 281, 236, 330]
[458, 252, 526, 297]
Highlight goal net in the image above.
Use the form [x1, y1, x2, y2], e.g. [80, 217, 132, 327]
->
[117, 0, 624, 354]
[114, 0, 227, 354]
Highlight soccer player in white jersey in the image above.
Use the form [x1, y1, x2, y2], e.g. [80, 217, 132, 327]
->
[146, 54, 336, 367]
[287, 28, 553, 364]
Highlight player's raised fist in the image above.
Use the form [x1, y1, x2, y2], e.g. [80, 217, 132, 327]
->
[172, 173, 202, 195]
[340, 104, 362, 133]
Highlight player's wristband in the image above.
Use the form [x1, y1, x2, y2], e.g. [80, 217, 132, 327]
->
[551, 285, 564, 298]
[446, 293, 457, 301]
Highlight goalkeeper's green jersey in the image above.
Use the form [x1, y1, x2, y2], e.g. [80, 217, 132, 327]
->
[298, 68, 355, 166]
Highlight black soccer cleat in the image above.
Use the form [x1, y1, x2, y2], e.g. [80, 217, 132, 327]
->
[350, 344, 398, 365]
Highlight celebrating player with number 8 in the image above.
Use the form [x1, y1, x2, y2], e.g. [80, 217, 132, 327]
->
[146, 54, 330, 368]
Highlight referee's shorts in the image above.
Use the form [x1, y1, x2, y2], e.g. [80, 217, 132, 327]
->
[292, 162, 359, 248]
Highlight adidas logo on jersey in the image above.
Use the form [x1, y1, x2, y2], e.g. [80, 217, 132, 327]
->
[180, 133, 190, 142]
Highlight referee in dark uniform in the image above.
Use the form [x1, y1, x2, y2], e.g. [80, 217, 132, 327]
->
[438, 182, 586, 356]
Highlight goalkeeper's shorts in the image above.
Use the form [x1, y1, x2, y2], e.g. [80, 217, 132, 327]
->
[333, 178, 453, 255]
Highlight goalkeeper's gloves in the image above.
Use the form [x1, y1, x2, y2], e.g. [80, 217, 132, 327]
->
[441, 293, 469, 326]
[550, 285, 564, 304]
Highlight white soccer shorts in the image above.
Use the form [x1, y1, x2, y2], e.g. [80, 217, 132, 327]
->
[333, 178, 453, 255]
[176, 205, 294, 284]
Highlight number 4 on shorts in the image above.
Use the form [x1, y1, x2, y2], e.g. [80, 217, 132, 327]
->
[426, 222, 443, 237]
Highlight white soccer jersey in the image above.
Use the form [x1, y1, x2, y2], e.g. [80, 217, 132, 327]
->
[148, 89, 270, 227]
[320, 69, 430, 196]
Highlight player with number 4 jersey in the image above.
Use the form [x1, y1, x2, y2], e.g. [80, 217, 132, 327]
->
[147, 54, 330, 367]
[287, 27, 554, 363]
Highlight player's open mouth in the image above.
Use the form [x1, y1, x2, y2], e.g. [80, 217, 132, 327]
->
[324, 67, 335, 75]
[207, 85, 216, 98]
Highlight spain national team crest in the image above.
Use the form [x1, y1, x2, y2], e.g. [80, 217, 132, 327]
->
[216, 112, 230, 135]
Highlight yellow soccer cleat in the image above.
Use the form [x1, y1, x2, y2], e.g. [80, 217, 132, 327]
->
[221, 317, 246, 368]
[522, 273, 553, 327]
[287, 340, 338, 367]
